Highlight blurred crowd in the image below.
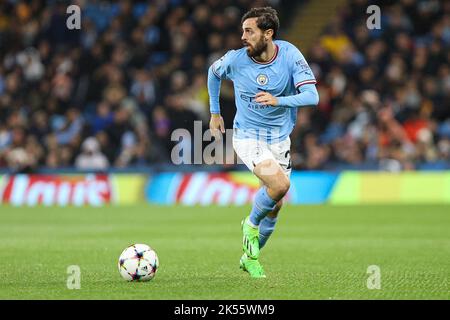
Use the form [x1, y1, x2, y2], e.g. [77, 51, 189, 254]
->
[0, 0, 280, 171]
[292, 0, 449, 170]
[0, 0, 448, 172]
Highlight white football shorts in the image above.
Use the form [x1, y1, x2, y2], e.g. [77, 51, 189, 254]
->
[233, 135, 292, 177]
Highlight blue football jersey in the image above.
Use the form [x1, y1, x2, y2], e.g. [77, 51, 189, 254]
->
[211, 40, 316, 143]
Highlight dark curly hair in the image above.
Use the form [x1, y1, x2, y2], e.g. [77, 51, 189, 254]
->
[241, 7, 280, 39]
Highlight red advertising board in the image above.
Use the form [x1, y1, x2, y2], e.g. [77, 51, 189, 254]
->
[0, 174, 113, 206]
[174, 173, 260, 205]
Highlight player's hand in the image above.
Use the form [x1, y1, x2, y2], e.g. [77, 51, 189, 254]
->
[255, 92, 278, 106]
[209, 114, 225, 139]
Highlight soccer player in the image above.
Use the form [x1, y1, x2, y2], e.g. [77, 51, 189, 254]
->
[208, 7, 319, 278]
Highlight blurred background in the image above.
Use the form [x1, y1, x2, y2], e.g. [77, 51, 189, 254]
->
[0, 0, 448, 206]
[0, 1, 448, 301]
[0, 0, 449, 172]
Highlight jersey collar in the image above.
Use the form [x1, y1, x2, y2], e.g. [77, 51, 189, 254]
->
[250, 44, 279, 65]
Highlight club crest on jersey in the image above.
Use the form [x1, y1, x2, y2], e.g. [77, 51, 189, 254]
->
[256, 74, 269, 86]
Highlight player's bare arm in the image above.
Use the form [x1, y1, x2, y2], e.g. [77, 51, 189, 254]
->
[209, 114, 225, 139]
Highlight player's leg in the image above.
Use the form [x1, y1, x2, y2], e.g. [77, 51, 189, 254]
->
[248, 154, 290, 226]
[252, 176, 282, 250]
[258, 137, 292, 249]
[233, 138, 276, 259]
[239, 160, 288, 277]
[243, 159, 289, 255]
[259, 199, 282, 249]
[233, 137, 290, 278]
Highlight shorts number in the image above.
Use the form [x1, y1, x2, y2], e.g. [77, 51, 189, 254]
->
[284, 150, 291, 170]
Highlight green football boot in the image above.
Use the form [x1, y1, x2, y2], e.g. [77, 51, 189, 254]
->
[239, 253, 266, 278]
[239, 253, 248, 271]
[241, 216, 260, 259]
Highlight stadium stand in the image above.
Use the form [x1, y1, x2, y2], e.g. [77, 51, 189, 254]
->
[0, 0, 448, 172]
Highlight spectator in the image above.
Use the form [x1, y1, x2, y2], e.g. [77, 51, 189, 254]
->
[75, 137, 109, 170]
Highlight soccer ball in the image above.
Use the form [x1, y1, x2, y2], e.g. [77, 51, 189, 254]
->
[118, 244, 159, 281]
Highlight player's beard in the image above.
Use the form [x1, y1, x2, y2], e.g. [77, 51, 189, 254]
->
[244, 36, 267, 58]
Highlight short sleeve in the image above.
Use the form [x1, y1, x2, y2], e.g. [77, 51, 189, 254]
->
[211, 50, 236, 80]
[291, 47, 316, 90]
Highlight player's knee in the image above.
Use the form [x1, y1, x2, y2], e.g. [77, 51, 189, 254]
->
[281, 178, 290, 195]
[273, 178, 290, 198]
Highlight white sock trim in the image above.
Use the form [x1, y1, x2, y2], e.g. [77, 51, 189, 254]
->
[246, 218, 259, 228]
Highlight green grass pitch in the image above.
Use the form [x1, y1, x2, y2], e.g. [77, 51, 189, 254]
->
[0, 204, 448, 299]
